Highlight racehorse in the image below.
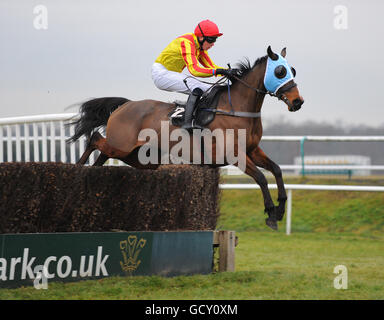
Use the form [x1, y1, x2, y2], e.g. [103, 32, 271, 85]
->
[68, 46, 304, 230]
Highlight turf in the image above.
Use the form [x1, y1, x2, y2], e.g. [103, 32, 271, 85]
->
[0, 232, 382, 300]
[1, 176, 383, 300]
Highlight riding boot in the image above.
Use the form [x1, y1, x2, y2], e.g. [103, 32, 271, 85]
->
[181, 88, 204, 130]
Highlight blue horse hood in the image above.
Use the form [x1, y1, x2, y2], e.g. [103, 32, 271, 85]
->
[264, 54, 295, 94]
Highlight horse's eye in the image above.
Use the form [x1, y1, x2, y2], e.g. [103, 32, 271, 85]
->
[274, 65, 287, 79]
[291, 67, 296, 77]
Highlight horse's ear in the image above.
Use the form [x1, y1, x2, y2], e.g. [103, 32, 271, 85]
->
[267, 46, 278, 60]
[281, 47, 287, 58]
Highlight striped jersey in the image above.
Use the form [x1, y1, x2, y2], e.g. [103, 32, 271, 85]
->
[155, 33, 222, 77]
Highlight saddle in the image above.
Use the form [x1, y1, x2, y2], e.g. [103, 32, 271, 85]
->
[168, 86, 224, 128]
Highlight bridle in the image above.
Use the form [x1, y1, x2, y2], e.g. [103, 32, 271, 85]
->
[231, 74, 297, 110]
[186, 66, 298, 118]
[204, 74, 298, 118]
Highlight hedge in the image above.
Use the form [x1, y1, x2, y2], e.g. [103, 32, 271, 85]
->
[0, 163, 221, 233]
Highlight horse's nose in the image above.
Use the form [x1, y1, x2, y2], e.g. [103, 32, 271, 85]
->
[292, 98, 304, 111]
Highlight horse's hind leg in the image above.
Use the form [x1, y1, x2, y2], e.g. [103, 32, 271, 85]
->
[78, 131, 149, 168]
[77, 132, 104, 165]
[88, 132, 135, 166]
[77, 131, 110, 166]
[78, 146, 95, 165]
[93, 153, 109, 166]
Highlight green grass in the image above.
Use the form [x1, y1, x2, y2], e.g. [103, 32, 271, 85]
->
[1, 232, 383, 300]
[1, 176, 383, 300]
[218, 176, 384, 235]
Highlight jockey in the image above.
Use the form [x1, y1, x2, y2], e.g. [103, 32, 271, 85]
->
[152, 19, 237, 130]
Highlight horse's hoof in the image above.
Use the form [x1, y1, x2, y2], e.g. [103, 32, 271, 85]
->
[265, 218, 278, 231]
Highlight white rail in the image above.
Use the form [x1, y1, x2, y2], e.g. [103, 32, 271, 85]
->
[279, 165, 384, 170]
[0, 113, 101, 164]
[261, 136, 384, 141]
[0, 113, 384, 170]
[0, 113, 77, 125]
[224, 164, 384, 173]
[219, 184, 384, 235]
[262, 135, 384, 176]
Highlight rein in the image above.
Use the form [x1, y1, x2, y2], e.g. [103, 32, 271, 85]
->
[230, 75, 297, 110]
[195, 76, 263, 118]
[213, 78, 261, 118]
[201, 74, 296, 119]
[187, 70, 297, 119]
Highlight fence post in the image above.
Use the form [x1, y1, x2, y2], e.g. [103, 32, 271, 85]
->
[286, 189, 292, 235]
[213, 231, 236, 272]
[0, 126, 3, 162]
[6, 125, 12, 162]
[16, 125, 21, 161]
[60, 121, 66, 163]
[24, 123, 30, 162]
[300, 136, 307, 177]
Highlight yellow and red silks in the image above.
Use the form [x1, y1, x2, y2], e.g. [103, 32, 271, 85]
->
[155, 33, 222, 77]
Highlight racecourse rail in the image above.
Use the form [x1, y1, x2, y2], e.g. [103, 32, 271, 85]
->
[1, 113, 384, 171]
[219, 184, 384, 235]
[1, 113, 384, 235]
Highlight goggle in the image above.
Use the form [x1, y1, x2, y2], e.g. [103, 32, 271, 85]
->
[205, 36, 217, 43]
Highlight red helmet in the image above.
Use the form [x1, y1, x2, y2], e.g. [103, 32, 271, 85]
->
[194, 20, 223, 37]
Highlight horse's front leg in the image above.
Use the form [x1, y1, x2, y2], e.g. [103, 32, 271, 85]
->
[243, 155, 279, 230]
[248, 147, 287, 221]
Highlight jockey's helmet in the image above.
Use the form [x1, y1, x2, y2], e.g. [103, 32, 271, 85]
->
[194, 20, 223, 38]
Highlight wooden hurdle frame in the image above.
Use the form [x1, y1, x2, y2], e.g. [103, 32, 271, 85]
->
[213, 230, 237, 272]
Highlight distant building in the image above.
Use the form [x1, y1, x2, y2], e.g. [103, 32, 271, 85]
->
[294, 155, 371, 176]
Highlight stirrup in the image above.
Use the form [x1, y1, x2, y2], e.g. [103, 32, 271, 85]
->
[181, 120, 204, 131]
[191, 120, 204, 130]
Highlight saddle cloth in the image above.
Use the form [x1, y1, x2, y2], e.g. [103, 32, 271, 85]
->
[168, 86, 223, 128]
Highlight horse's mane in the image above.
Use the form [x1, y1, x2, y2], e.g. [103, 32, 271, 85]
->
[213, 55, 267, 96]
[232, 55, 268, 84]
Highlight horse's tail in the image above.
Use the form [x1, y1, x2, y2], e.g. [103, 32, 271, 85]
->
[67, 97, 129, 143]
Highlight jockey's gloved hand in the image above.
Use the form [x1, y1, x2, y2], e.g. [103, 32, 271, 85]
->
[215, 68, 240, 78]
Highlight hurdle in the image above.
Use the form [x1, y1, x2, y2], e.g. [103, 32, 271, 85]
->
[0, 230, 236, 288]
[0, 164, 231, 288]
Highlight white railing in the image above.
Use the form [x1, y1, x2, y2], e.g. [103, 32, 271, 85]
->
[1, 113, 384, 171]
[264, 136, 384, 176]
[0, 112, 103, 164]
[261, 136, 384, 141]
[224, 135, 384, 175]
[223, 164, 384, 176]
[219, 184, 384, 235]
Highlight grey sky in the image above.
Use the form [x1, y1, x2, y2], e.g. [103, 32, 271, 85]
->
[1, 0, 383, 127]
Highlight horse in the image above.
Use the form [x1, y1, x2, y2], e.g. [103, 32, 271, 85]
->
[68, 46, 304, 230]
